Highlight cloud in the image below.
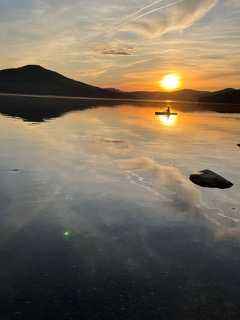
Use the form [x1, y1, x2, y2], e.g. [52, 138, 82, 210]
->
[132, 0, 186, 21]
[102, 49, 133, 56]
[123, 0, 219, 37]
[101, 42, 135, 56]
[117, 157, 204, 212]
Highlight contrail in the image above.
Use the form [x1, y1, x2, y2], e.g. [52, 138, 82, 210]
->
[106, 0, 167, 35]
[121, 0, 167, 21]
[133, 0, 186, 21]
[107, 0, 185, 36]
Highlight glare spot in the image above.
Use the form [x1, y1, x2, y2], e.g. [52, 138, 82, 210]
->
[158, 115, 177, 126]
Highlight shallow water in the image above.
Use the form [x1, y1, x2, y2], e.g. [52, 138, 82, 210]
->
[0, 103, 240, 319]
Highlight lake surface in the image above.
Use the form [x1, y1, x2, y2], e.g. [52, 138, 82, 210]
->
[0, 102, 240, 319]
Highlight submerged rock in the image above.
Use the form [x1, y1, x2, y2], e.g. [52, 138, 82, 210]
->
[189, 170, 233, 189]
[237, 144, 240, 148]
[8, 169, 20, 173]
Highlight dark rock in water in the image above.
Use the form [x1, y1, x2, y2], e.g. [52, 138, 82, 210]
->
[189, 170, 233, 189]
[237, 144, 240, 148]
[8, 169, 20, 173]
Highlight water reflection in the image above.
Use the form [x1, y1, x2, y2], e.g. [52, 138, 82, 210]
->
[0, 101, 240, 319]
[155, 105, 178, 126]
[1, 94, 240, 123]
[158, 114, 178, 126]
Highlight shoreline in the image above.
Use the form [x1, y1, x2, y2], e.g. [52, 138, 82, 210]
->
[1, 92, 240, 106]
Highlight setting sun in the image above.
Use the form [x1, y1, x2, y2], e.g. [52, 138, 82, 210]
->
[160, 74, 181, 91]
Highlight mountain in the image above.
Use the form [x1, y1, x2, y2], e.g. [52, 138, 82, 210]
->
[199, 88, 240, 104]
[0, 65, 121, 98]
[0, 65, 239, 104]
[0, 65, 207, 101]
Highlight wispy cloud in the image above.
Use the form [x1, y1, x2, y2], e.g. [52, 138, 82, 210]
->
[109, 0, 166, 33]
[132, 0, 185, 22]
[123, 0, 219, 37]
[122, 0, 166, 21]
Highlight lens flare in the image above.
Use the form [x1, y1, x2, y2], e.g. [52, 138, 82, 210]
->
[64, 231, 71, 237]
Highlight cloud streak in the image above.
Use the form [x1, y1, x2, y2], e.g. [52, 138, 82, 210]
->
[102, 48, 134, 56]
[124, 0, 219, 37]
[111, 0, 166, 30]
[133, 0, 185, 21]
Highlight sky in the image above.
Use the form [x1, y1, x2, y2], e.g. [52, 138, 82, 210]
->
[0, 0, 239, 91]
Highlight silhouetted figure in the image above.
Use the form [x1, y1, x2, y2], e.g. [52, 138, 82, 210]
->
[155, 106, 177, 116]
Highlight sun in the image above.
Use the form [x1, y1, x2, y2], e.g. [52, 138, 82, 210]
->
[160, 74, 181, 91]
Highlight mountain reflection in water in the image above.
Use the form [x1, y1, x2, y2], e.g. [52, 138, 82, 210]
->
[1, 94, 240, 122]
[0, 99, 240, 320]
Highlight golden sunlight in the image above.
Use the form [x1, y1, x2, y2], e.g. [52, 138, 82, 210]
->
[158, 114, 178, 126]
[160, 74, 181, 91]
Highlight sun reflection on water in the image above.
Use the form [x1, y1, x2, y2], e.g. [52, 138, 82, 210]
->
[158, 114, 178, 127]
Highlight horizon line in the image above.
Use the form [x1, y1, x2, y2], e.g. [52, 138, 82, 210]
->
[0, 64, 239, 93]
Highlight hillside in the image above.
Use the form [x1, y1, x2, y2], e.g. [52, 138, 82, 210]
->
[0, 65, 120, 98]
[199, 88, 240, 104]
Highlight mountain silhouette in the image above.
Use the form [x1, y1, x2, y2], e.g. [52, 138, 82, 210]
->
[0, 65, 121, 98]
[199, 88, 240, 104]
[125, 89, 209, 101]
[0, 65, 207, 101]
[0, 65, 239, 104]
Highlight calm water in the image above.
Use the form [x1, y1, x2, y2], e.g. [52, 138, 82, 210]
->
[0, 102, 240, 319]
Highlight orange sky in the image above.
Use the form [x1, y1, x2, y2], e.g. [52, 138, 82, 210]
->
[1, 0, 240, 91]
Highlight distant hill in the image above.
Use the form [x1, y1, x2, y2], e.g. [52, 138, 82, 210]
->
[0, 65, 239, 103]
[199, 88, 240, 104]
[125, 89, 209, 101]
